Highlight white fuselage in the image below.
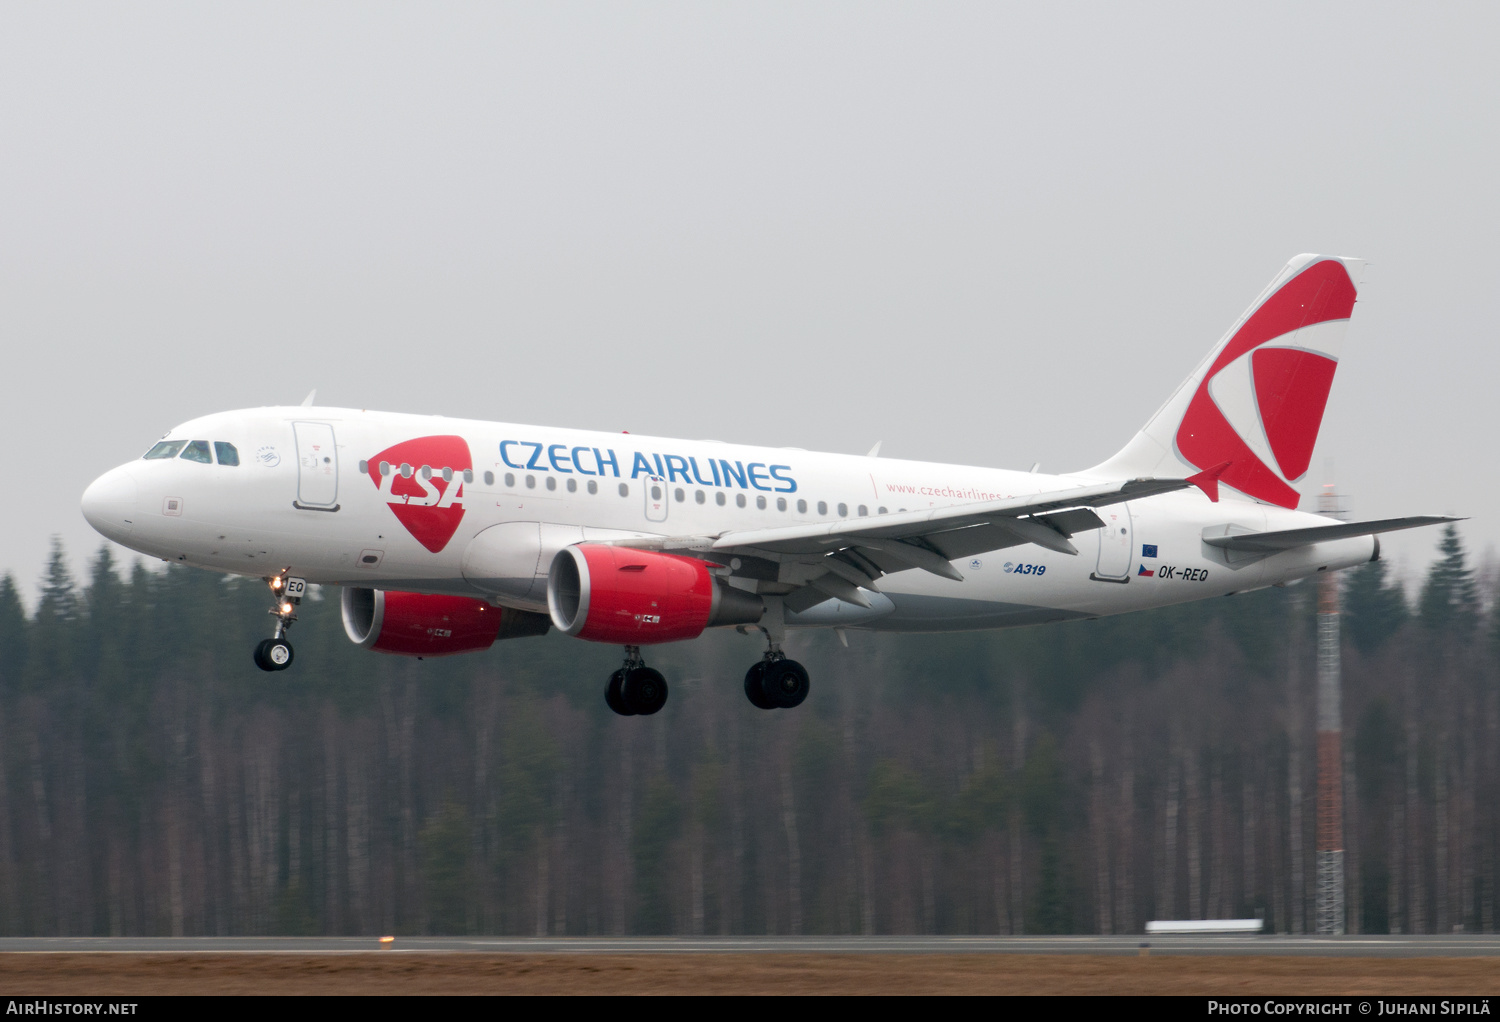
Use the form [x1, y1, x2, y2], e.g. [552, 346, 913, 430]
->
[81, 406, 1374, 633]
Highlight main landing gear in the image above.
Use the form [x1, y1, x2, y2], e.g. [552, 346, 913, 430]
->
[253, 571, 300, 673]
[743, 650, 810, 710]
[741, 597, 810, 710]
[604, 646, 669, 716]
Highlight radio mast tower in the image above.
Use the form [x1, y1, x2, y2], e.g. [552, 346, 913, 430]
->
[1315, 483, 1346, 935]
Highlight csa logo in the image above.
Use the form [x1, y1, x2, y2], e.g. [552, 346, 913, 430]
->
[366, 435, 471, 553]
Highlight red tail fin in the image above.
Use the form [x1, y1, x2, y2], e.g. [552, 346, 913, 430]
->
[1090, 255, 1364, 508]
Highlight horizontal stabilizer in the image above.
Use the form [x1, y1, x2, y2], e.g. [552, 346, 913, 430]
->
[1202, 516, 1459, 553]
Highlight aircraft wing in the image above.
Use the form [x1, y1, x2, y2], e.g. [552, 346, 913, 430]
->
[710, 477, 1191, 560]
[1202, 516, 1459, 553]
[605, 477, 1194, 609]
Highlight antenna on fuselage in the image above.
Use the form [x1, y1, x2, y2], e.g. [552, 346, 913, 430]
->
[300, 389, 317, 407]
[866, 441, 882, 457]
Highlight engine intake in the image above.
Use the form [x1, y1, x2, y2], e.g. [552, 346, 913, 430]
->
[341, 587, 549, 657]
[548, 545, 763, 644]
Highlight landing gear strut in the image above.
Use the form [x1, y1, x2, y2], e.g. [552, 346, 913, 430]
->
[254, 571, 300, 672]
[742, 596, 810, 710]
[604, 645, 668, 716]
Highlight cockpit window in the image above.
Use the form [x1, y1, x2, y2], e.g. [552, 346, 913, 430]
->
[214, 442, 240, 466]
[180, 440, 212, 464]
[143, 440, 186, 460]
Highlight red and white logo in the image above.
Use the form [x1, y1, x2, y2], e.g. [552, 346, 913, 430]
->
[366, 436, 471, 553]
[1175, 259, 1356, 509]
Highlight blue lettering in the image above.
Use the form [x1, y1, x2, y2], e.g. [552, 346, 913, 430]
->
[769, 465, 797, 494]
[689, 456, 716, 486]
[664, 454, 691, 484]
[548, 444, 573, 473]
[521, 441, 544, 470]
[710, 458, 722, 486]
[499, 440, 525, 469]
[571, 446, 596, 475]
[651, 453, 665, 477]
[747, 463, 772, 491]
[630, 452, 655, 479]
[719, 459, 747, 488]
[595, 448, 619, 477]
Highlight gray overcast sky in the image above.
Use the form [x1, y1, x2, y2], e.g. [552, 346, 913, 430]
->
[3, 2, 1495, 602]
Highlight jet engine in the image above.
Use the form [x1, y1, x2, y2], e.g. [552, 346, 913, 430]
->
[341, 587, 550, 657]
[547, 545, 763, 644]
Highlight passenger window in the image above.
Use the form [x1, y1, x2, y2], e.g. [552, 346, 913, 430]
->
[838, 503, 848, 517]
[716, 492, 726, 506]
[379, 461, 392, 476]
[858, 505, 868, 517]
[757, 495, 767, 510]
[526, 475, 536, 489]
[441, 467, 453, 482]
[546, 477, 556, 491]
[504, 473, 514, 487]
[587, 480, 598, 495]
[817, 501, 827, 515]
[214, 442, 240, 466]
[651, 484, 662, 500]
[484, 471, 495, 486]
[463, 469, 474, 484]
[776, 497, 786, 511]
[797, 499, 808, 514]
[567, 478, 577, 493]
[143, 440, 186, 460]
[674, 487, 685, 502]
[180, 440, 212, 464]
[618, 483, 629, 497]
[878, 507, 888, 515]
[736, 493, 746, 508]
[695, 490, 705, 504]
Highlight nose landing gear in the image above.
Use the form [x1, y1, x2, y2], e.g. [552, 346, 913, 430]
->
[604, 645, 668, 716]
[254, 571, 302, 673]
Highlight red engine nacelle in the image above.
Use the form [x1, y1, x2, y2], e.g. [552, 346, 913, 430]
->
[547, 544, 763, 644]
[341, 588, 548, 657]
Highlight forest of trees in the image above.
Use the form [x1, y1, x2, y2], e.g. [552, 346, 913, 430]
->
[0, 525, 1493, 937]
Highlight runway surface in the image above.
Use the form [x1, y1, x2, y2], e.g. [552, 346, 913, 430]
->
[0, 935, 1497, 956]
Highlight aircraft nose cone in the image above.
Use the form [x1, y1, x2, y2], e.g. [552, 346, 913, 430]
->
[81, 466, 138, 539]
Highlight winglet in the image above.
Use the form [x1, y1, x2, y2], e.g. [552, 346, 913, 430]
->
[1186, 461, 1231, 502]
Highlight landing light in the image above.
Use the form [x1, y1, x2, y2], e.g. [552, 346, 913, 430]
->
[280, 602, 293, 614]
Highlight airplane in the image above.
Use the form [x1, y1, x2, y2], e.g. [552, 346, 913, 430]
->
[81, 254, 1452, 716]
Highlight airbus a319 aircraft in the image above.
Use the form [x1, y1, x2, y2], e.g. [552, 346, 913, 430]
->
[81, 254, 1450, 716]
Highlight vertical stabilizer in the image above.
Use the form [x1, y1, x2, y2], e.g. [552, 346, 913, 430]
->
[1089, 254, 1365, 509]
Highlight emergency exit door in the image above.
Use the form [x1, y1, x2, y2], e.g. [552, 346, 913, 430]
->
[643, 475, 668, 523]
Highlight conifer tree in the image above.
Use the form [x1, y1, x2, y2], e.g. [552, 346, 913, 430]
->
[24, 537, 77, 688]
[1342, 558, 1409, 654]
[0, 573, 27, 693]
[1419, 524, 1479, 634]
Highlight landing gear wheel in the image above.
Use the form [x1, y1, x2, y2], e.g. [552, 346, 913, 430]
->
[764, 659, 809, 708]
[622, 667, 668, 715]
[605, 669, 636, 716]
[254, 637, 294, 672]
[744, 661, 777, 710]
